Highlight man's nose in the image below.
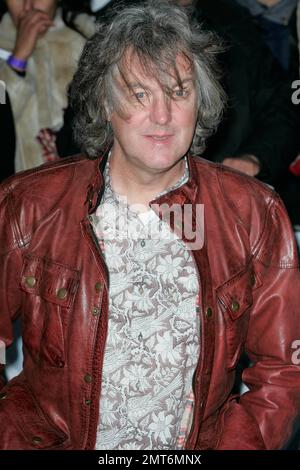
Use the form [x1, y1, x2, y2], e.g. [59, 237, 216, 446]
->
[149, 95, 171, 125]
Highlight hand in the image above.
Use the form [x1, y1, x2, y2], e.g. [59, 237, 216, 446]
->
[12, 10, 54, 63]
[222, 155, 260, 177]
[257, 0, 280, 7]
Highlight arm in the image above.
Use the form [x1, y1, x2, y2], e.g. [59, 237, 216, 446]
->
[222, 154, 260, 177]
[0, 185, 23, 389]
[217, 194, 300, 449]
[0, 9, 53, 120]
[0, 60, 35, 120]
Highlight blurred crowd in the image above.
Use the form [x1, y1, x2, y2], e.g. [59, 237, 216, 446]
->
[1, 0, 300, 228]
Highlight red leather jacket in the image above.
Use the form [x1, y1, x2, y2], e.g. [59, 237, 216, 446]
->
[0, 154, 300, 450]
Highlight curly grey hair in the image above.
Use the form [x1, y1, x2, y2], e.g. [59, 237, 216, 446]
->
[69, 0, 226, 158]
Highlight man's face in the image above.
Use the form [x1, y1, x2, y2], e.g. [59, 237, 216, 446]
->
[6, 0, 57, 26]
[109, 52, 198, 175]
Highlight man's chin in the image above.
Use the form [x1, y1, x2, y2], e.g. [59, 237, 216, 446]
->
[140, 156, 184, 174]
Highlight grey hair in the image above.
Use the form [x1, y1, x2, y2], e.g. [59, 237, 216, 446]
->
[69, 0, 226, 158]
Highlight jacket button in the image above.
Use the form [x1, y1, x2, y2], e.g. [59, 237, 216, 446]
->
[25, 276, 36, 288]
[205, 307, 213, 318]
[84, 374, 93, 384]
[32, 436, 43, 445]
[92, 307, 100, 316]
[95, 282, 102, 293]
[85, 399, 92, 405]
[57, 288, 67, 300]
[231, 301, 240, 312]
[0, 392, 7, 400]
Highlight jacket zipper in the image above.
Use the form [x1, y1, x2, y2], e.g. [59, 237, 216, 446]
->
[82, 216, 109, 449]
[184, 247, 205, 449]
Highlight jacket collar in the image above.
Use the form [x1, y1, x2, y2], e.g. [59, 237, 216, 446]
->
[86, 151, 199, 214]
[151, 154, 199, 207]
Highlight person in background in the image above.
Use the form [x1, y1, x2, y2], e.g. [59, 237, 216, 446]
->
[0, 0, 95, 175]
[236, 0, 298, 72]
[298, 0, 300, 75]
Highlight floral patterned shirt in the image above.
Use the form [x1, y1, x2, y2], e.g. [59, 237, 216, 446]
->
[92, 157, 200, 450]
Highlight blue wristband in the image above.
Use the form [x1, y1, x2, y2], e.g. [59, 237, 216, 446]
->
[7, 54, 27, 71]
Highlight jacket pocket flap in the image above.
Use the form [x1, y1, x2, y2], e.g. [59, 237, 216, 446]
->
[20, 255, 80, 308]
[216, 268, 253, 321]
[2, 379, 69, 449]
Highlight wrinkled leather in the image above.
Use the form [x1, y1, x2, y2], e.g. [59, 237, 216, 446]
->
[0, 153, 300, 450]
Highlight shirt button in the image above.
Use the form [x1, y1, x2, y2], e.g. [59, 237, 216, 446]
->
[57, 288, 68, 300]
[138, 286, 143, 294]
[95, 282, 102, 293]
[32, 436, 43, 445]
[25, 276, 36, 288]
[140, 239, 146, 248]
[205, 307, 213, 318]
[92, 307, 100, 316]
[84, 374, 93, 384]
[231, 301, 240, 312]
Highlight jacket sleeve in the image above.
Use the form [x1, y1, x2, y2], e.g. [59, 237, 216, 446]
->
[217, 193, 300, 449]
[0, 185, 23, 389]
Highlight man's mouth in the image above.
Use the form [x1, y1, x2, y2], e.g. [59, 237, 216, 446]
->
[145, 134, 173, 142]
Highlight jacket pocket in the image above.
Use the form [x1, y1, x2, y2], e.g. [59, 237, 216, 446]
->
[20, 254, 80, 367]
[0, 377, 70, 450]
[216, 267, 255, 371]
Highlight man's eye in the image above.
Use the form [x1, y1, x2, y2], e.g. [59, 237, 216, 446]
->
[134, 91, 146, 99]
[173, 88, 188, 98]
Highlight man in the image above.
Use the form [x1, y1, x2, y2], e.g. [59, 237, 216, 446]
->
[0, 0, 300, 450]
[57, 0, 300, 189]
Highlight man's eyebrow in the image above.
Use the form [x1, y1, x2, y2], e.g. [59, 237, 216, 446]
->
[172, 77, 194, 87]
[120, 82, 148, 92]
[120, 77, 195, 90]
[130, 83, 147, 89]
